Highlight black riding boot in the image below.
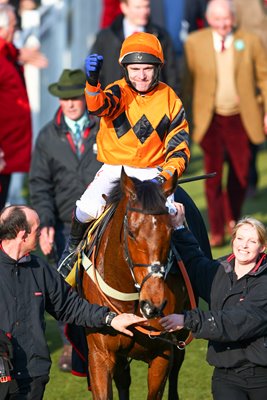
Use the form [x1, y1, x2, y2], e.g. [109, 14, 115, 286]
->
[58, 214, 89, 278]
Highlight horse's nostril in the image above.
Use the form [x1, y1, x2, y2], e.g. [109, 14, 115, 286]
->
[140, 300, 167, 319]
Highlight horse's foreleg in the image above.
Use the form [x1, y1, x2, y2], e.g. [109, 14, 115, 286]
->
[147, 353, 171, 400]
[113, 356, 131, 400]
[167, 348, 185, 400]
[88, 348, 115, 400]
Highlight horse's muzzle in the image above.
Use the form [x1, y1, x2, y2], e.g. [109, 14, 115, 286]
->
[140, 299, 167, 319]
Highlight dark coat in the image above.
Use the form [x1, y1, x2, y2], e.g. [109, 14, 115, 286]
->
[90, 14, 179, 94]
[29, 108, 102, 227]
[172, 228, 267, 369]
[0, 249, 109, 379]
[0, 38, 31, 174]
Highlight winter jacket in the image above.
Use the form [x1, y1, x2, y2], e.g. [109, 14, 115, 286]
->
[29, 108, 102, 227]
[90, 14, 180, 94]
[85, 79, 190, 180]
[0, 38, 31, 174]
[172, 228, 267, 369]
[0, 248, 109, 379]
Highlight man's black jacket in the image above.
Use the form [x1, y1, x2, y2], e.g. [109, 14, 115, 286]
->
[0, 249, 109, 379]
[29, 108, 102, 227]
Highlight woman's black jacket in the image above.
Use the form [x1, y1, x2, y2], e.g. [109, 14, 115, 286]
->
[172, 228, 267, 369]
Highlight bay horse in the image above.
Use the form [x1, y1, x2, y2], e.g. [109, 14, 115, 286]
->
[80, 169, 192, 400]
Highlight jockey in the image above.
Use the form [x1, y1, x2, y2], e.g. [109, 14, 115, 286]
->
[58, 32, 190, 272]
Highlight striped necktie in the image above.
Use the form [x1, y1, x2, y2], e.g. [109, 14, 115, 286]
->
[73, 122, 82, 157]
[221, 38, 225, 52]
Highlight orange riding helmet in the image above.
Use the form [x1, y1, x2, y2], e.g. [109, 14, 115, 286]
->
[119, 32, 164, 66]
[119, 32, 164, 92]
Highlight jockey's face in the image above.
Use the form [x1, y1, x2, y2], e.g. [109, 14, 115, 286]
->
[126, 64, 155, 93]
[59, 96, 86, 121]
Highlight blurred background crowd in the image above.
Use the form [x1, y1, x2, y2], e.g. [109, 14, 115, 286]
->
[1, 0, 267, 374]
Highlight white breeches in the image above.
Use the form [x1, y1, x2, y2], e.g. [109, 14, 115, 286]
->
[76, 164, 162, 222]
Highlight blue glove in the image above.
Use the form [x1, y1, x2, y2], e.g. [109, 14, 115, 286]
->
[84, 54, 103, 86]
[150, 175, 166, 185]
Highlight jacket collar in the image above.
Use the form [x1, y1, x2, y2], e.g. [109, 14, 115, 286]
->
[110, 14, 156, 40]
[0, 37, 18, 61]
[223, 252, 267, 276]
[54, 107, 95, 133]
[0, 246, 31, 265]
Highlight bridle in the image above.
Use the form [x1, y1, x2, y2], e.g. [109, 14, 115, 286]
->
[123, 204, 170, 292]
[87, 201, 196, 348]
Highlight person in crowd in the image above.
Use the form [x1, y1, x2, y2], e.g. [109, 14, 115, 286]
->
[234, 0, 267, 53]
[0, 3, 31, 210]
[29, 69, 102, 372]
[183, 0, 267, 247]
[150, 0, 209, 91]
[0, 3, 48, 210]
[90, 0, 179, 94]
[233, 0, 267, 199]
[0, 205, 145, 399]
[58, 31, 190, 268]
[160, 202, 267, 399]
[100, 0, 121, 28]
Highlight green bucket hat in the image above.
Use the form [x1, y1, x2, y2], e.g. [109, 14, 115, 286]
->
[48, 69, 86, 99]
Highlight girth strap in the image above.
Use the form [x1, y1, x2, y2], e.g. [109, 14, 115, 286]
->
[81, 251, 139, 301]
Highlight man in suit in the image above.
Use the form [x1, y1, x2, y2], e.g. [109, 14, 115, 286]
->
[183, 0, 267, 246]
[90, 0, 179, 93]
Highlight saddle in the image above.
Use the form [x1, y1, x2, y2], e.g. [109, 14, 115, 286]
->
[64, 205, 116, 288]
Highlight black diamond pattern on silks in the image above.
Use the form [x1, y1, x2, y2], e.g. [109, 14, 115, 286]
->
[133, 115, 154, 144]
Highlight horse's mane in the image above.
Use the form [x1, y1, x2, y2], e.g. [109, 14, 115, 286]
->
[106, 177, 167, 213]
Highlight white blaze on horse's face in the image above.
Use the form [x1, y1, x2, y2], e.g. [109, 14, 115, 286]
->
[125, 211, 171, 319]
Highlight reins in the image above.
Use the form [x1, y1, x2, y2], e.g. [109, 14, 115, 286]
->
[89, 237, 196, 349]
[81, 185, 198, 349]
[131, 258, 196, 348]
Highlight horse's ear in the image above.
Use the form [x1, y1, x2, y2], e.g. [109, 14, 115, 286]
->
[162, 171, 178, 197]
[121, 167, 137, 200]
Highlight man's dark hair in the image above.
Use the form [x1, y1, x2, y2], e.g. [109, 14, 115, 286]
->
[0, 206, 32, 240]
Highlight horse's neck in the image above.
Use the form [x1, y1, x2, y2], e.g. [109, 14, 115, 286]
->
[108, 201, 125, 244]
[101, 201, 133, 284]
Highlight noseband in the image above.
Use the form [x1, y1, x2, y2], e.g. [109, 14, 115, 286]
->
[123, 204, 169, 292]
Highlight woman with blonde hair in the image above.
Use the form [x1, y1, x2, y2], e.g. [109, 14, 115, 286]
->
[161, 204, 267, 399]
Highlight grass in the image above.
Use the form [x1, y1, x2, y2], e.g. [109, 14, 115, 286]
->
[43, 143, 267, 399]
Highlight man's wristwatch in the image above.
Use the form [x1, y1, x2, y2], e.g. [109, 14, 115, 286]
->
[105, 312, 117, 326]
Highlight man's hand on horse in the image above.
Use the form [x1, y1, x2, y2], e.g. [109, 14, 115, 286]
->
[160, 314, 185, 332]
[111, 313, 147, 337]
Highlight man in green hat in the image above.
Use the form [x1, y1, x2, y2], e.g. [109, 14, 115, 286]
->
[29, 68, 102, 372]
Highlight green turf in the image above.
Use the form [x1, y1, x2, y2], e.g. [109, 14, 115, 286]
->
[43, 143, 267, 399]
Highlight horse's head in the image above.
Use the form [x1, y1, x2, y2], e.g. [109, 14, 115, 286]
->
[120, 168, 177, 319]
